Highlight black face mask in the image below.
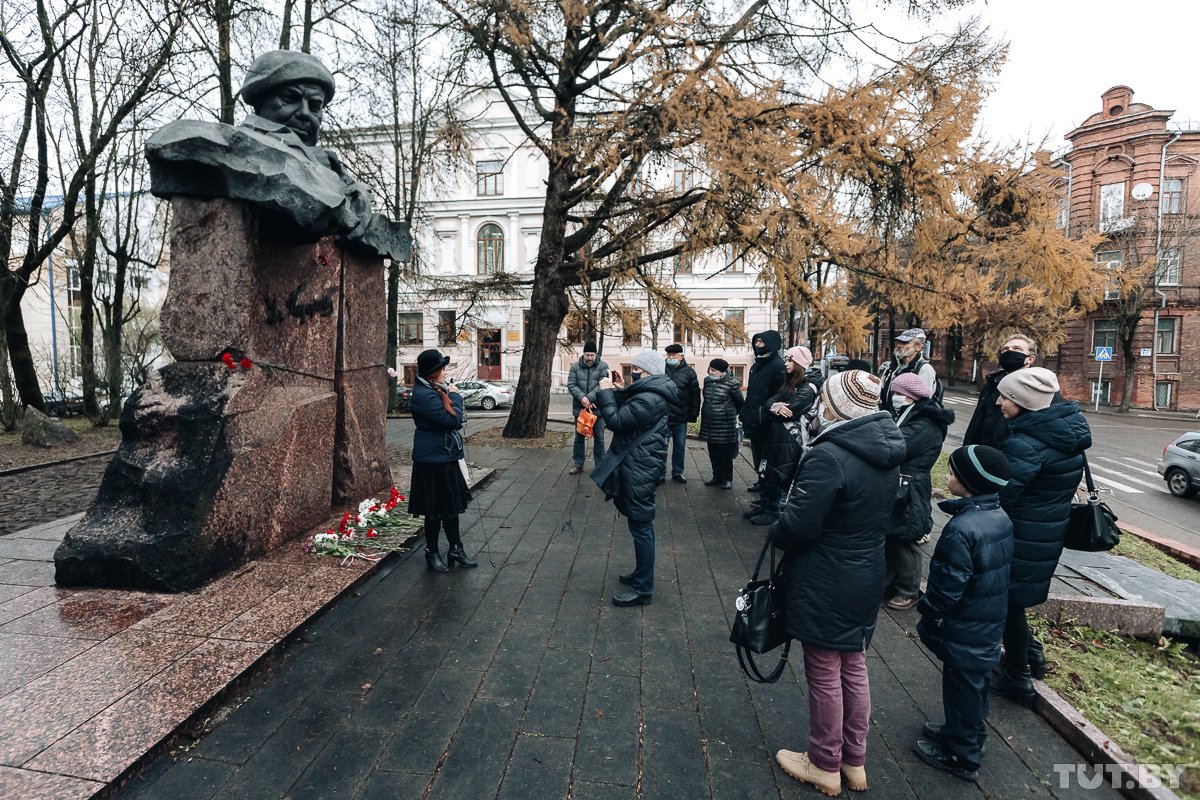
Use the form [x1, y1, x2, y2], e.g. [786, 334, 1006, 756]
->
[754, 345, 769, 357]
[998, 350, 1029, 373]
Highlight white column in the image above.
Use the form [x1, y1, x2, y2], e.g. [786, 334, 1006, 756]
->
[506, 212, 520, 273]
[459, 214, 472, 274]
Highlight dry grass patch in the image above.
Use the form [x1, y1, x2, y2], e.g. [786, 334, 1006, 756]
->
[468, 426, 570, 450]
[0, 418, 122, 470]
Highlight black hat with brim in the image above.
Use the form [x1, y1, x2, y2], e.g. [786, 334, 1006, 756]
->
[416, 349, 451, 378]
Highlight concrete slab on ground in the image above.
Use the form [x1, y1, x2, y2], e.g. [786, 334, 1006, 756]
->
[1060, 550, 1200, 638]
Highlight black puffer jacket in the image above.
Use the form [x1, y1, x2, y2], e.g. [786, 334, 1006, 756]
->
[592, 375, 678, 522]
[699, 371, 743, 444]
[768, 412, 907, 651]
[889, 399, 955, 541]
[917, 494, 1013, 671]
[760, 381, 818, 488]
[664, 358, 700, 425]
[740, 330, 785, 438]
[999, 401, 1091, 607]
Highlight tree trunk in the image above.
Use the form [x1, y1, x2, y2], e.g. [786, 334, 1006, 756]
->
[0, 322, 16, 430]
[1118, 335, 1136, 413]
[216, 0, 235, 124]
[279, 0, 294, 49]
[386, 258, 399, 411]
[80, 174, 101, 421]
[301, 0, 313, 53]
[3, 294, 44, 412]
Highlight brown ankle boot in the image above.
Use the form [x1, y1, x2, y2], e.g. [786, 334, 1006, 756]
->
[776, 750, 840, 797]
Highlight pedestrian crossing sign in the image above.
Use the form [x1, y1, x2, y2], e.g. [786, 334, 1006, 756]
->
[1095, 347, 1112, 361]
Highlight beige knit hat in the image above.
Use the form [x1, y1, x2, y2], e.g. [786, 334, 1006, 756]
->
[996, 367, 1059, 411]
[820, 369, 882, 423]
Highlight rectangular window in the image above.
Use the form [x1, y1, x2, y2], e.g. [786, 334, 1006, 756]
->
[1156, 247, 1181, 285]
[622, 310, 642, 346]
[731, 364, 745, 387]
[1091, 380, 1112, 406]
[1100, 182, 1125, 229]
[398, 312, 423, 345]
[1162, 178, 1183, 214]
[621, 364, 633, 385]
[1096, 250, 1122, 299]
[566, 310, 595, 345]
[673, 317, 693, 345]
[1092, 318, 1116, 351]
[724, 308, 745, 346]
[476, 160, 504, 196]
[673, 235, 691, 274]
[438, 310, 457, 346]
[1156, 318, 1179, 354]
[725, 244, 745, 273]
[1056, 197, 1069, 229]
[1155, 382, 1174, 409]
[673, 161, 694, 193]
[402, 364, 419, 385]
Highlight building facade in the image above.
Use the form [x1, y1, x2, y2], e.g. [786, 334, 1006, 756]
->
[1044, 86, 1200, 411]
[383, 92, 786, 390]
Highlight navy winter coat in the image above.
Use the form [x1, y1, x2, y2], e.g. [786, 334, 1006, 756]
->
[889, 399, 955, 542]
[917, 494, 1013, 671]
[740, 330, 785, 439]
[768, 411, 907, 651]
[592, 375, 678, 522]
[963, 370, 1065, 448]
[699, 371, 743, 444]
[664, 358, 701, 425]
[998, 401, 1091, 607]
[411, 380, 465, 464]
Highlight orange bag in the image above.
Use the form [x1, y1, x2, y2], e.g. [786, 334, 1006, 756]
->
[576, 408, 598, 438]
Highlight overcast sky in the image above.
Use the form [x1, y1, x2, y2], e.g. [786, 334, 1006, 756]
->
[937, 1, 1200, 150]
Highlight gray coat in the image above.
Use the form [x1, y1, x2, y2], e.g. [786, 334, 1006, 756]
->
[567, 356, 610, 415]
[699, 372, 744, 444]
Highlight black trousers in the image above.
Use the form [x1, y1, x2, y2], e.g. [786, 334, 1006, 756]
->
[942, 664, 989, 770]
[1002, 602, 1031, 670]
[707, 442, 737, 482]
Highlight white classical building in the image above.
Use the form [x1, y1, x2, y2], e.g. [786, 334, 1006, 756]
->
[380, 91, 783, 389]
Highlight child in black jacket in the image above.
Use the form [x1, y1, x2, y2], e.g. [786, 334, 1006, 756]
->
[915, 445, 1014, 781]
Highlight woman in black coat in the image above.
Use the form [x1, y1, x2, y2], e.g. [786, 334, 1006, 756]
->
[739, 330, 785, 491]
[591, 351, 678, 607]
[768, 371, 907, 796]
[883, 373, 954, 610]
[750, 346, 818, 525]
[992, 368, 1090, 706]
[699, 358, 743, 488]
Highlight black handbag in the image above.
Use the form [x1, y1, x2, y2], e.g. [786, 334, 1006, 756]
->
[730, 536, 791, 683]
[1064, 454, 1120, 552]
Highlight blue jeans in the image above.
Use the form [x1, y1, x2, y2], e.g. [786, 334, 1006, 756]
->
[572, 413, 606, 467]
[627, 518, 655, 595]
[664, 422, 687, 477]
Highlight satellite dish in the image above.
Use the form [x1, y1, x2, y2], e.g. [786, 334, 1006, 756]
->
[1132, 182, 1153, 200]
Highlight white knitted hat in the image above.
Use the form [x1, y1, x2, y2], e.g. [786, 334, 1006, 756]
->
[997, 367, 1059, 411]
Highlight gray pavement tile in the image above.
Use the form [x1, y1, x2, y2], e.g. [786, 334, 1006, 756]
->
[355, 770, 431, 800]
[117, 756, 236, 800]
[590, 607, 641, 678]
[522, 648, 590, 738]
[424, 698, 523, 800]
[640, 627, 694, 711]
[573, 673, 639, 787]
[189, 663, 319, 765]
[376, 667, 484, 775]
[706, 755, 781, 800]
[478, 624, 549, 702]
[496, 735, 575, 800]
[549, 591, 601, 650]
[286, 728, 389, 800]
[641, 706, 708, 799]
[569, 779, 638, 800]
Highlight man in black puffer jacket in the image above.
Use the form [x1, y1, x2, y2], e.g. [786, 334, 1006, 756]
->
[662, 344, 700, 483]
[592, 351, 678, 608]
[915, 446, 1013, 782]
[769, 371, 906, 797]
[740, 330, 785, 491]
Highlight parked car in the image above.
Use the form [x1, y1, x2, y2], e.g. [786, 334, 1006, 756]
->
[455, 380, 513, 410]
[43, 390, 84, 417]
[826, 354, 850, 372]
[1158, 431, 1200, 498]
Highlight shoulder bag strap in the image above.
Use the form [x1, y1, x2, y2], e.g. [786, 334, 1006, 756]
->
[1080, 452, 1098, 497]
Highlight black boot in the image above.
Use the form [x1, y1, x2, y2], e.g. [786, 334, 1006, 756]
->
[425, 550, 449, 572]
[447, 544, 478, 568]
[1028, 640, 1046, 680]
[990, 663, 1036, 707]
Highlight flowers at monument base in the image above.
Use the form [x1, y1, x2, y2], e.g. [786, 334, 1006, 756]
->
[302, 485, 419, 565]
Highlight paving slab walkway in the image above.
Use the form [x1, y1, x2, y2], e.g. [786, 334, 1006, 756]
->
[114, 438, 1116, 800]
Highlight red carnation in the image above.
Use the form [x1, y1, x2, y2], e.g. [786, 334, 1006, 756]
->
[367, 528, 376, 537]
[241, 358, 252, 369]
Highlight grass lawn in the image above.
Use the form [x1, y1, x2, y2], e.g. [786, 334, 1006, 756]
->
[0, 417, 122, 470]
[931, 450, 950, 493]
[1035, 617, 1200, 798]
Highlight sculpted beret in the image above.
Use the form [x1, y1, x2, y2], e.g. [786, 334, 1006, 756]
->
[240, 50, 335, 108]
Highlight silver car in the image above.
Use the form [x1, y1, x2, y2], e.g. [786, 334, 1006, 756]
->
[1157, 431, 1200, 498]
[455, 380, 513, 410]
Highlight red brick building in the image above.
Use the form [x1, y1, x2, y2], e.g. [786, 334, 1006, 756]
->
[1041, 86, 1200, 411]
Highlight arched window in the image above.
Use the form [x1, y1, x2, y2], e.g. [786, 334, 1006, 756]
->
[477, 223, 504, 274]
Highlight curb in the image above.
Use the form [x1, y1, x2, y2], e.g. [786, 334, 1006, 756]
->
[0, 448, 118, 477]
[1033, 681, 1184, 800]
[97, 466, 497, 800]
[1120, 523, 1200, 569]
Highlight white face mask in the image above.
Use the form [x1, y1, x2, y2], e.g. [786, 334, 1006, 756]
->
[892, 394, 910, 410]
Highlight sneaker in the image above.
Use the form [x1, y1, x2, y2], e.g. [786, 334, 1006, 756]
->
[913, 740, 978, 781]
[840, 762, 868, 792]
[887, 595, 919, 611]
[776, 750, 840, 797]
[672, 474, 687, 483]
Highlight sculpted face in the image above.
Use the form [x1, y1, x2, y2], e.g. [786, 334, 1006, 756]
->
[256, 81, 327, 146]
